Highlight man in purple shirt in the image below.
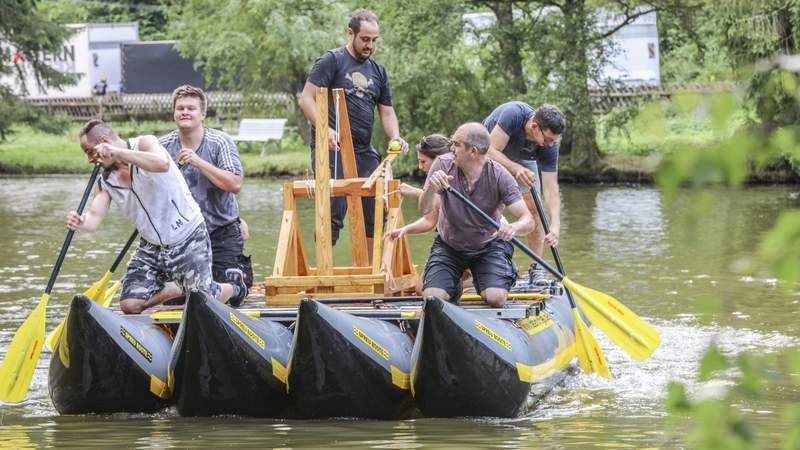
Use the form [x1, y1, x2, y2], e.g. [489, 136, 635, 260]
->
[419, 122, 534, 307]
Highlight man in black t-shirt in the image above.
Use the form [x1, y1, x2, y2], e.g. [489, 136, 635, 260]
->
[299, 9, 408, 252]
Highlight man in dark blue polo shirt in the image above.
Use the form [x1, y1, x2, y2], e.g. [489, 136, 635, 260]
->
[298, 9, 408, 256]
[483, 102, 565, 285]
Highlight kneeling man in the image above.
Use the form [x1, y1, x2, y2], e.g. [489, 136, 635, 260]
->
[65, 119, 247, 314]
[419, 122, 534, 307]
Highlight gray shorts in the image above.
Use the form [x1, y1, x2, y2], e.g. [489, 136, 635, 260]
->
[517, 159, 542, 195]
[121, 223, 220, 300]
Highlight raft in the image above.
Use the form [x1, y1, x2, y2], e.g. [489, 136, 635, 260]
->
[287, 298, 414, 419]
[48, 294, 172, 414]
[168, 291, 292, 417]
[47, 285, 582, 418]
[411, 293, 577, 418]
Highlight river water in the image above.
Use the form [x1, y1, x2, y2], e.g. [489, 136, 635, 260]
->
[1, 176, 798, 448]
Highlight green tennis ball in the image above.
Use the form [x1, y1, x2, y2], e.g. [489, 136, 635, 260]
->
[389, 140, 401, 151]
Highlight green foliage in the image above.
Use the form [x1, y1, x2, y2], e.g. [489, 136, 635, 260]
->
[168, 0, 347, 95]
[372, 0, 487, 176]
[757, 210, 800, 282]
[38, 0, 169, 40]
[698, 343, 730, 382]
[653, 52, 800, 450]
[0, 0, 74, 140]
[0, 122, 312, 176]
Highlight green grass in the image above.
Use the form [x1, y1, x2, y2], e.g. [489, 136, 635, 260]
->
[0, 107, 747, 176]
[0, 121, 310, 176]
[596, 101, 749, 157]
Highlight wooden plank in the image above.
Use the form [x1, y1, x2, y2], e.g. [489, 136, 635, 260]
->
[291, 179, 375, 198]
[372, 181, 385, 273]
[293, 210, 310, 276]
[266, 274, 386, 288]
[272, 209, 295, 276]
[361, 153, 400, 189]
[314, 88, 333, 275]
[333, 89, 369, 267]
[303, 266, 375, 275]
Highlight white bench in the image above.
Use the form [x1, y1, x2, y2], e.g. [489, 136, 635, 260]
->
[230, 118, 287, 156]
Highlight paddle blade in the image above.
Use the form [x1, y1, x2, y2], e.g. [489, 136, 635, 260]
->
[0, 295, 49, 403]
[85, 271, 113, 302]
[572, 308, 612, 379]
[563, 277, 661, 361]
[100, 280, 122, 308]
[44, 272, 114, 352]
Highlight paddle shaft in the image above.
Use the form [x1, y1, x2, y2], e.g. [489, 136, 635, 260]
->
[112, 230, 139, 272]
[526, 179, 582, 308]
[445, 186, 564, 280]
[45, 163, 101, 294]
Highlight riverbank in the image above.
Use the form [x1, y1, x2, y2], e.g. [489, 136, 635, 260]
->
[2, 121, 798, 183]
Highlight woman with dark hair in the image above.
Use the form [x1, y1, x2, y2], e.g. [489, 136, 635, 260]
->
[398, 134, 451, 199]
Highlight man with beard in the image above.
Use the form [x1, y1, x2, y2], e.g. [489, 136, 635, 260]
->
[298, 9, 408, 256]
[64, 119, 247, 314]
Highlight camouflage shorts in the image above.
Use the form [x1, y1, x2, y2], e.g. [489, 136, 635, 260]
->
[121, 223, 220, 300]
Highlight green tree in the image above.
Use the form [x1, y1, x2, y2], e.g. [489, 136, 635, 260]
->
[462, 1, 694, 168]
[651, 61, 800, 449]
[371, 0, 488, 175]
[0, 0, 73, 141]
[38, 0, 169, 40]
[166, 0, 350, 141]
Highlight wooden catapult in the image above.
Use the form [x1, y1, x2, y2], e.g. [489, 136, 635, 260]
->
[263, 88, 418, 305]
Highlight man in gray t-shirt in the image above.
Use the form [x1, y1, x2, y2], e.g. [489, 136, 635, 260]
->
[419, 122, 534, 308]
[158, 85, 252, 292]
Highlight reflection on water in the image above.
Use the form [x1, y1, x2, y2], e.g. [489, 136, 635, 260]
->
[592, 188, 668, 260]
[0, 178, 799, 448]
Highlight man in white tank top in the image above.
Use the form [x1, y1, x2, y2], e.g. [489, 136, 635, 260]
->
[64, 119, 247, 314]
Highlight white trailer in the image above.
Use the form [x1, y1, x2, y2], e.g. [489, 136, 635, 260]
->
[1, 22, 138, 98]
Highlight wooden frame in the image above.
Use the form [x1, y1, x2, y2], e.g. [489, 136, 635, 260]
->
[263, 88, 418, 304]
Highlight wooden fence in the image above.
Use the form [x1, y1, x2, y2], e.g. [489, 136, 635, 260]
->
[26, 83, 734, 121]
[27, 92, 294, 122]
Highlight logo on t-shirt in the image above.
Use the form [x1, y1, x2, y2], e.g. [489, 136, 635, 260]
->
[345, 71, 375, 100]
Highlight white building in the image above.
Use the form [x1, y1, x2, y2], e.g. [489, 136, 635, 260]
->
[463, 8, 660, 86]
[1, 23, 138, 98]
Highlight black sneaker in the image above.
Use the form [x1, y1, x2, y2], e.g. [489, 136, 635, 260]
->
[226, 268, 248, 307]
[528, 263, 551, 287]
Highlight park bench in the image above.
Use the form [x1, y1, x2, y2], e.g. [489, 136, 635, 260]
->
[230, 118, 287, 156]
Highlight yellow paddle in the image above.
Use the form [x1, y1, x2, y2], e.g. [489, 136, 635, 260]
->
[445, 185, 660, 362]
[44, 230, 138, 352]
[0, 163, 101, 403]
[527, 182, 610, 378]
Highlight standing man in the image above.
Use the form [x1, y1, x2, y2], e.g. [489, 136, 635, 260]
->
[483, 102, 565, 285]
[419, 122, 534, 307]
[159, 85, 253, 289]
[298, 9, 408, 251]
[65, 119, 247, 314]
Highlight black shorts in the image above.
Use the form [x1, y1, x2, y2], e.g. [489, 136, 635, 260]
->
[422, 235, 518, 301]
[310, 147, 381, 244]
[209, 219, 253, 287]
